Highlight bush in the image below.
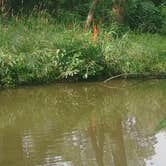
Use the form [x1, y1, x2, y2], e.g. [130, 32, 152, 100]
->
[0, 17, 105, 87]
[160, 4, 166, 34]
[125, 0, 163, 33]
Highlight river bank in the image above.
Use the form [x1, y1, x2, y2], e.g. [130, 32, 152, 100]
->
[0, 17, 166, 88]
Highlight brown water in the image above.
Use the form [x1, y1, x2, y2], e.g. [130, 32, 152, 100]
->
[0, 80, 166, 166]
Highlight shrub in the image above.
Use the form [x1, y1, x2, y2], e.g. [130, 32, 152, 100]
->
[125, 0, 163, 33]
[159, 4, 166, 34]
[0, 17, 105, 87]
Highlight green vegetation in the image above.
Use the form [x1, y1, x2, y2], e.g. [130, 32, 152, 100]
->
[0, 0, 166, 87]
[156, 119, 166, 130]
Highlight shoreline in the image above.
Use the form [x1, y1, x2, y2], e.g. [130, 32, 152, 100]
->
[0, 73, 165, 89]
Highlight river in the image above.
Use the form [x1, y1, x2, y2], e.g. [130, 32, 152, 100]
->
[0, 79, 166, 166]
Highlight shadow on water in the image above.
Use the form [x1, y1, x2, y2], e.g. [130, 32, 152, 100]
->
[0, 79, 166, 166]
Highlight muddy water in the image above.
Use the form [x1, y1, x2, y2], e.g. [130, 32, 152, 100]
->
[0, 80, 166, 166]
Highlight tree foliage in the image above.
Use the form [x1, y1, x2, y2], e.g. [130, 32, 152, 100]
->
[0, 0, 165, 32]
[125, 0, 163, 32]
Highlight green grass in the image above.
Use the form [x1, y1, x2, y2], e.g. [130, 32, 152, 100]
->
[103, 33, 166, 75]
[0, 16, 166, 87]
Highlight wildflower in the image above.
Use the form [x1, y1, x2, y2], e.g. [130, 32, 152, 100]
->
[93, 25, 98, 41]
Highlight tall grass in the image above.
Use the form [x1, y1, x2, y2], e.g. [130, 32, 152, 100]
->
[0, 15, 166, 87]
[103, 33, 166, 75]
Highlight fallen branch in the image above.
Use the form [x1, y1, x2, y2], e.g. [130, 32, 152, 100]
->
[103, 73, 166, 83]
[103, 73, 131, 83]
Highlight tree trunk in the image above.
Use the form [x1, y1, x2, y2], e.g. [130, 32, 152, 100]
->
[112, 0, 125, 24]
[85, 0, 98, 30]
[0, 0, 3, 7]
[0, 0, 4, 12]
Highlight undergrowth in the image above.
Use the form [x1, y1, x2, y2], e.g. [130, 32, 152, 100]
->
[0, 16, 166, 87]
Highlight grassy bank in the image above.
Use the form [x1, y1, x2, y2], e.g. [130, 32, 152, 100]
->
[0, 16, 166, 87]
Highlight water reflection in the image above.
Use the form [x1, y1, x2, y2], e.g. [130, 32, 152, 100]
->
[0, 80, 166, 166]
[88, 113, 127, 166]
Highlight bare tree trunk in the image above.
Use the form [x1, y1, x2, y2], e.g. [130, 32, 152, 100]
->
[85, 0, 98, 30]
[112, 5, 124, 23]
[0, 0, 7, 14]
[112, 0, 126, 24]
[0, 0, 4, 12]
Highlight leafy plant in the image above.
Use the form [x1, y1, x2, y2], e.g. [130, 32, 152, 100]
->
[125, 0, 163, 33]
